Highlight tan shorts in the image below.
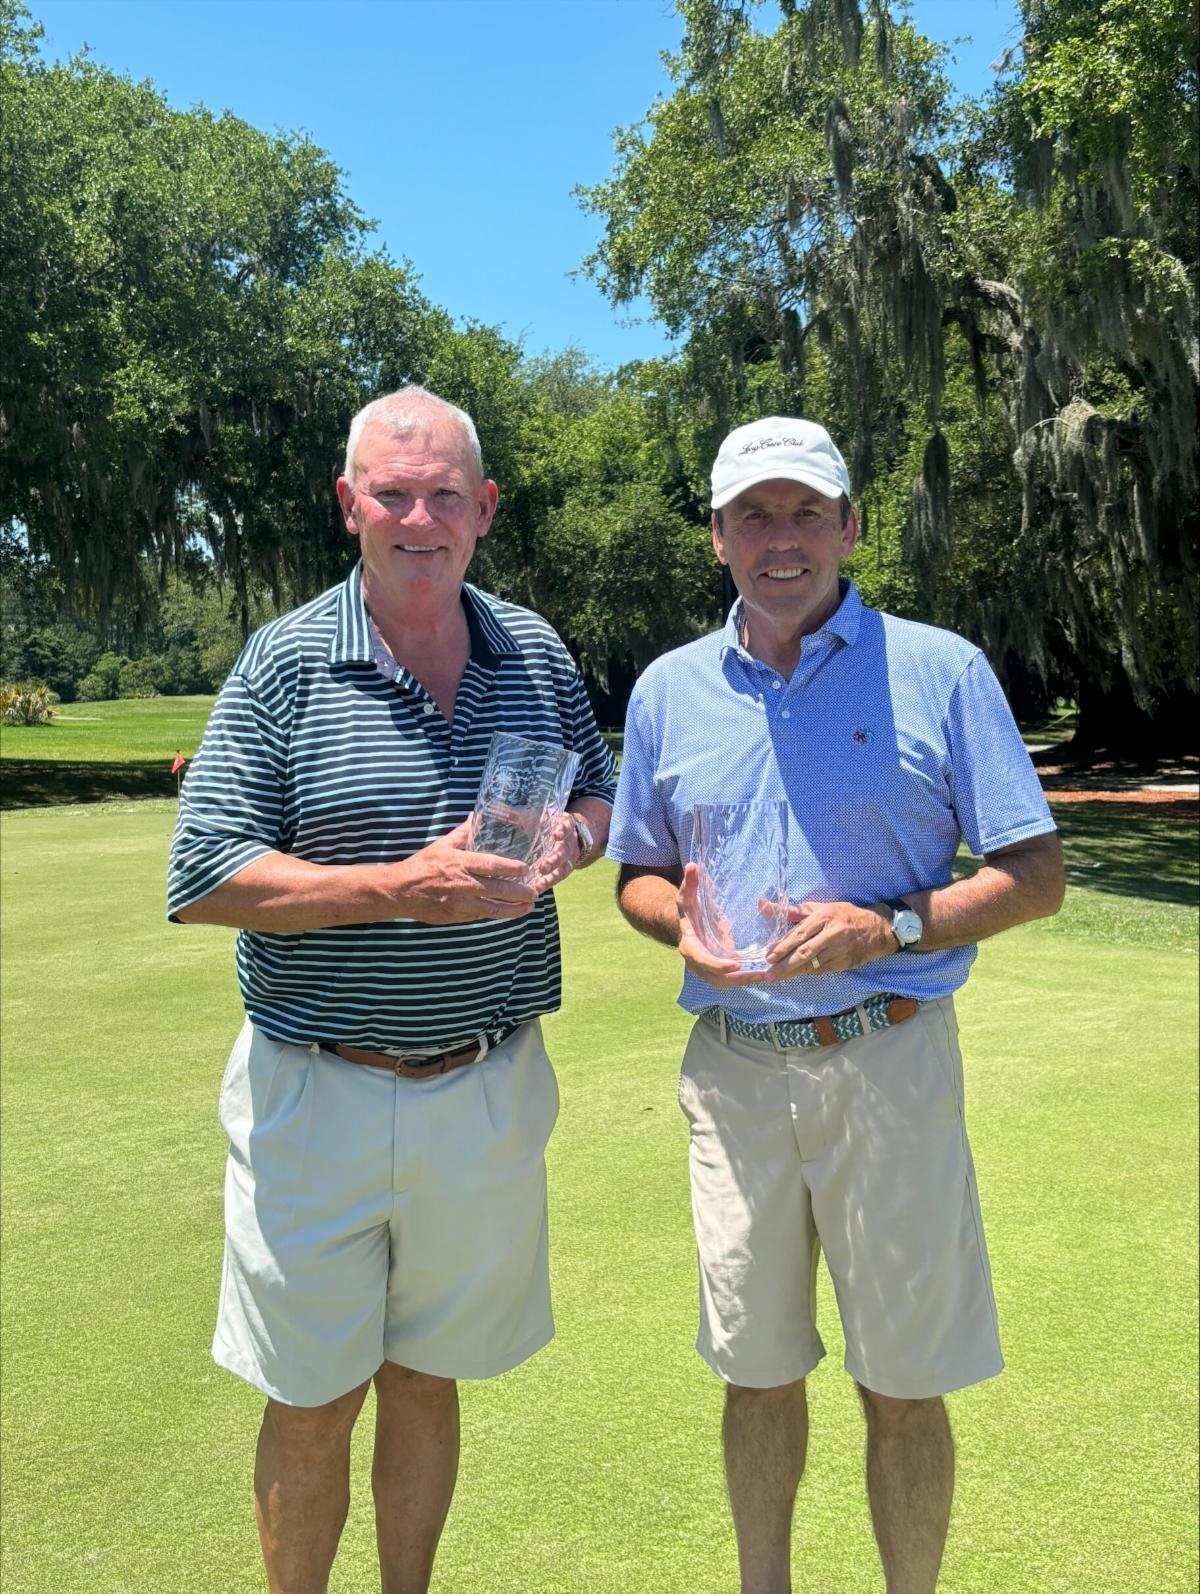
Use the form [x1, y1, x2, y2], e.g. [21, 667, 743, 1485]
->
[678, 998, 1002, 1399]
[213, 1019, 559, 1406]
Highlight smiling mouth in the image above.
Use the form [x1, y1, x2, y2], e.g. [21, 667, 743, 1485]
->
[396, 544, 440, 553]
[761, 565, 807, 581]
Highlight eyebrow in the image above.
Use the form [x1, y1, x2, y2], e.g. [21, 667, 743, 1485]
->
[366, 472, 470, 493]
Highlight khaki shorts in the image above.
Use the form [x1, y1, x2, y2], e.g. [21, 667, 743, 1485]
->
[678, 998, 1002, 1399]
[213, 1019, 559, 1406]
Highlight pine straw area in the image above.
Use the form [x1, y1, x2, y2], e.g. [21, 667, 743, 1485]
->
[1033, 750, 1199, 822]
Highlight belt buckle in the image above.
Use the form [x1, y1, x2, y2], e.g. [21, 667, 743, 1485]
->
[392, 1045, 448, 1077]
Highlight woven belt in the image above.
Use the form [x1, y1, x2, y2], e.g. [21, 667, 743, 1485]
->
[317, 1021, 520, 1079]
[700, 994, 920, 1051]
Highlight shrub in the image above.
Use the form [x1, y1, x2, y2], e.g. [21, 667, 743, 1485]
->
[9, 624, 102, 703]
[1, 682, 56, 725]
[76, 673, 108, 702]
[90, 653, 128, 698]
[117, 656, 165, 698]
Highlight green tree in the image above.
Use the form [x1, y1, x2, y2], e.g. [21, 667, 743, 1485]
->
[508, 365, 719, 703]
[983, 0, 1199, 749]
[0, 3, 446, 633]
[580, 0, 1198, 752]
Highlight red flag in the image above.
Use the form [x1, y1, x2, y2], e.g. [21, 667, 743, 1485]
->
[171, 754, 187, 775]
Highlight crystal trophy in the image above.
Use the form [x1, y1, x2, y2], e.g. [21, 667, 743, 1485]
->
[470, 732, 582, 873]
[692, 800, 790, 970]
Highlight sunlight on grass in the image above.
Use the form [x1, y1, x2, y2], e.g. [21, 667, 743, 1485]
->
[0, 697, 218, 807]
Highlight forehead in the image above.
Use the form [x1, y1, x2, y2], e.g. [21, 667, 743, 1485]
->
[723, 477, 838, 515]
[353, 419, 478, 483]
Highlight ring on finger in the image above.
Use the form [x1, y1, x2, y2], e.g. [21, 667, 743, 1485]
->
[810, 955, 821, 970]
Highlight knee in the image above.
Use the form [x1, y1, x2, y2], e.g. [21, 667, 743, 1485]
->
[856, 1384, 945, 1430]
[725, 1378, 806, 1414]
[374, 1360, 457, 1409]
[261, 1379, 371, 1452]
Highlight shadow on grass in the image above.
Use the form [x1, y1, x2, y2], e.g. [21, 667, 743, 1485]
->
[1, 761, 181, 809]
[953, 802, 1198, 909]
[1050, 802, 1198, 907]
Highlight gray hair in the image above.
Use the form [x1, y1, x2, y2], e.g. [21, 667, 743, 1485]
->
[343, 386, 483, 482]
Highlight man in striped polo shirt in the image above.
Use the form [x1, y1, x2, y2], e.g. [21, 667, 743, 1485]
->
[168, 388, 615, 1592]
[608, 417, 1065, 1594]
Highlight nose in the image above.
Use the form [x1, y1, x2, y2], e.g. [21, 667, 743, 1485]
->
[400, 495, 437, 530]
[765, 519, 801, 549]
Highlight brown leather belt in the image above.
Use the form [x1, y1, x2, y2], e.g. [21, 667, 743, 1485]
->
[318, 1022, 519, 1079]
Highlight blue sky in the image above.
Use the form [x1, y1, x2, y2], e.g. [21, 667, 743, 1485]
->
[27, 0, 1022, 370]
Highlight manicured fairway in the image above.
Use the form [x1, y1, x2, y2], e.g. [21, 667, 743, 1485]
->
[1, 801, 1196, 1592]
[0, 697, 217, 807]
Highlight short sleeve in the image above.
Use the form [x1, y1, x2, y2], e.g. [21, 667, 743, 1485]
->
[605, 687, 682, 867]
[946, 653, 1056, 856]
[166, 672, 288, 919]
[562, 668, 618, 803]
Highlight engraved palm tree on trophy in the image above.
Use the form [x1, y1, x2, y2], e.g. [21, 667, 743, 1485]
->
[692, 800, 790, 970]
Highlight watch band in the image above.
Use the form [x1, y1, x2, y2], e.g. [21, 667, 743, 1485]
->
[569, 813, 595, 863]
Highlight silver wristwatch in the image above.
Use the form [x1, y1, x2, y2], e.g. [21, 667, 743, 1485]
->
[569, 814, 595, 862]
[884, 897, 923, 950]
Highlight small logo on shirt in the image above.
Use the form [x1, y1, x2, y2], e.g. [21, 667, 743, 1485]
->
[852, 728, 872, 745]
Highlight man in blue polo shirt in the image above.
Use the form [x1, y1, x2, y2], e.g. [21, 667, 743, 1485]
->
[169, 387, 615, 1593]
[608, 417, 1064, 1594]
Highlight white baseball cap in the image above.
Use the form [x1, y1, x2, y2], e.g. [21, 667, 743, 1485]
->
[710, 417, 851, 510]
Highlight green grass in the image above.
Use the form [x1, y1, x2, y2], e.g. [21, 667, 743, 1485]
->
[983, 804, 1197, 952]
[0, 696, 216, 807]
[1020, 700, 1078, 747]
[1, 804, 1196, 1592]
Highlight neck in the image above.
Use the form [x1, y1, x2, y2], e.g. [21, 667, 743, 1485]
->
[740, 612, 806, 677]
[363, 578, 470, 661]
[738, 582, 845, 675]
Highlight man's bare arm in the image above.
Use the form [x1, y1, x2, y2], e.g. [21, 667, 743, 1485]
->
[616, 862, 683, 946]
[175, 822, 536, 933]
[886, 830, 1066, 951]
[617, 861, 769, 988]
[765, 830, 1066, 978]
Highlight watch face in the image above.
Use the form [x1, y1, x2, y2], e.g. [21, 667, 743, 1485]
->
[893, 909, 923, 945]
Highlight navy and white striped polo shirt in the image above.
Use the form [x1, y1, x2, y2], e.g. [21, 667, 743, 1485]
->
[607, 580, 1056, 1022]
[168, 566, 617, 1050]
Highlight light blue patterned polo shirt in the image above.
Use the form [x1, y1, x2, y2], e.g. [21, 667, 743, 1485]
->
[606, 581, 1055, 1021]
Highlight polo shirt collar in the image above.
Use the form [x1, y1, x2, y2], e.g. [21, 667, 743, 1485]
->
[718, 577, 864, 664]
[329, 564, 522, 666]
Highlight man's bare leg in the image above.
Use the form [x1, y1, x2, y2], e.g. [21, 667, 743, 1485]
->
[373, 1361, 460, 1594]
[254, 1379, 371, 1594]
[859, 1386, 954, 1594]
[723, 1379, 808, 1594]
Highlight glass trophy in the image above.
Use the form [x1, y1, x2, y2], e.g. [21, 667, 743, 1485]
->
[470, 732, 582, 873]
[692, 800, 790, 970]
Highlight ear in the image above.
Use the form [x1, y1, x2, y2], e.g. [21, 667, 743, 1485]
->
[841, 507, 859, 558]
[335, 476, 359, 537]
[474, 478, 500, 540]
[711, 513, 728, 566]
